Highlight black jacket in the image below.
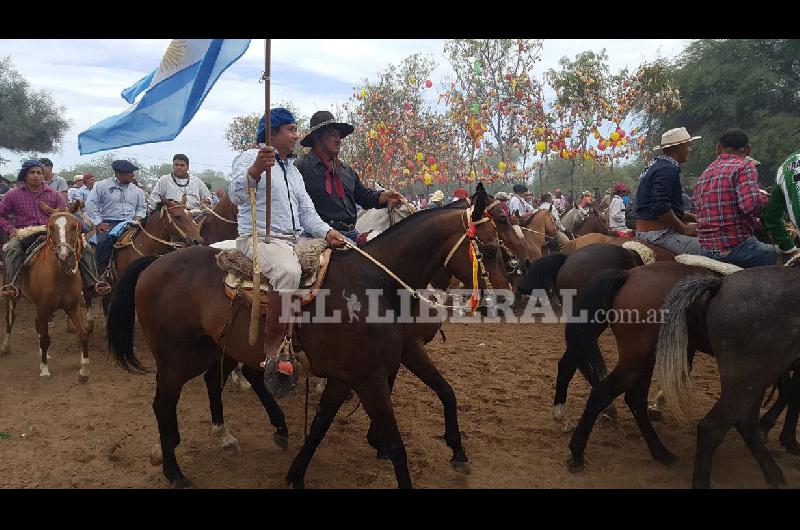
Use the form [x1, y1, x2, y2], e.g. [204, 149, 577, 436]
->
[635, 159, 685, 221]
[295, 152, 384, 228]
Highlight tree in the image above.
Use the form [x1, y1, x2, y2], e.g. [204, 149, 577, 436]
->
[656, 39, 800, 187]
[60, 153, 144, 183]
[223, 101, 309, 153]
[0, 56, 70, 152]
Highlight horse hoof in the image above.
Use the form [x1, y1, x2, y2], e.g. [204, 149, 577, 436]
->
[78, 374, 89, 383]
[273, 432, 289, 450]
[149, 444, 163, 466]
[556, 418, 575, 433]
[566, 458, 585, 473]
[286, 475, 305, 489]
[450, 460, 471, 475]
[602, 403, 618, 420]
[171, 476, 194, 489]
[647, 406, 665, 423]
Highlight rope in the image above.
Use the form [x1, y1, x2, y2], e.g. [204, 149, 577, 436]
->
[199, 201, 237, 224]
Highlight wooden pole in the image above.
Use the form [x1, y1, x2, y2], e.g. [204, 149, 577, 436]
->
[249, 39, 271, 347]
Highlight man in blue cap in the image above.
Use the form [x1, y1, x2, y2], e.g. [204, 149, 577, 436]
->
[295, 111, 404, 240]
[0, 160, 109, 297]
[85, 159, 147, 272]
[229, 108, 347, 356]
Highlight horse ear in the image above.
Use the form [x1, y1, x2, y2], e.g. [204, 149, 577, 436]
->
[471, 187, 487, 222]
[39, 202, 54, 216]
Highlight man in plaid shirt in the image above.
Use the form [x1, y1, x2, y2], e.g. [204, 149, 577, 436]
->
[0, 160, 109, 298]
[694, 129, 776, 267]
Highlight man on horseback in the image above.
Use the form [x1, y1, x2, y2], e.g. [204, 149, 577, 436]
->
[510, 184, 536, 223]
[537, 192, 570, 247]
[762, 144, 800, 261]
[634, 127, 705, 255]
[553, 189, 567, 214]
[148, 154, 212, 216]
[608, 183, 631, 236]
[0, 160, 110, 298]
[295, 111, 403, 241]
[694, 129, 776, 267]
[85, 159, 147, 273]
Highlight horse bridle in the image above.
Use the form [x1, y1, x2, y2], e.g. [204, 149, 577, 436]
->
[45, 214, 82, 275]
[132, 204, 198, 251]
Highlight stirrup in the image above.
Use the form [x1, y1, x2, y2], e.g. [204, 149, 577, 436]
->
[0, 284, 19, 298]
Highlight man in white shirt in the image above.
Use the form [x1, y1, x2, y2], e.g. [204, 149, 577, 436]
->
[509, 184, 536, 223]
[608, 183, 631, 234]
[67, 175, 84, 204]
[149, 154, 212, 211]
[538, 192, 570, 248]
[228, 108, 347, 358]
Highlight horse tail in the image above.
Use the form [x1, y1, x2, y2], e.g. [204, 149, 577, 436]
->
[517, 253, 568, 297]
[655, 275, 722, 419]
[563, 269, 631, 386]
[106, 255, 159, 373]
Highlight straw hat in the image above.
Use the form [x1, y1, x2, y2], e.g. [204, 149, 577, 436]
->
[653, 127, 702, 152]
[430, 190, 445, 202]
[495, 191, 510, 201]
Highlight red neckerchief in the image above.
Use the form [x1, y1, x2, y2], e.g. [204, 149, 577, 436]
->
[313, 146, 345, 199]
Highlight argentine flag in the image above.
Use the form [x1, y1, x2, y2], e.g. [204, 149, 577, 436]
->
[78, 39, 251, 155]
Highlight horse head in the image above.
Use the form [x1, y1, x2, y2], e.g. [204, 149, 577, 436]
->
[40, 202, 82, 274]
[483, 192, 527, 278]
[157, 196, 204, 246]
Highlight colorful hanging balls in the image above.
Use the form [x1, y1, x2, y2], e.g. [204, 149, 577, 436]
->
[403, 168, 410, 176]
[423, 173, 432, 186]
[425, 80, 433, 89]
[416, 152, 424, 162]
[360, 88, 367, 99]
[617, 128, 626, 138]
[428, 156, 436, 165]
[498, 161, 507, 172]
[482, 167, 489, 175]
[470, 102, 480, 115]
[474, 59, 482, 75]
[535, 141, 546, 153]
[408, 76, 417, 86]
[610, 131, 620, 141]
[403, 103, 412, 111]
[407, 160, 415, 169]
[369, 129, 378, 139]
[598, 139, 607, 151]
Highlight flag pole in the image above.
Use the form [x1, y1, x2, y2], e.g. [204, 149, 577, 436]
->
[249, 38, 271, 346]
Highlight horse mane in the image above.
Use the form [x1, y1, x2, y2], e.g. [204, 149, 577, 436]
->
[142, 202, 167, 225]
[359, 201, 465, 249]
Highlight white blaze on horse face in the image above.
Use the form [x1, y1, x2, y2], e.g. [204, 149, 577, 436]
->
[54, 216, 68, 260]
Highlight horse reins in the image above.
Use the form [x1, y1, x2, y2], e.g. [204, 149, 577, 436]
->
[44, 214, 83, 275]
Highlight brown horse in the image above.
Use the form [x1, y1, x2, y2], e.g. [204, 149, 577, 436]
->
[198, 192, 238, 246]
[572, 210, 612, 237]
[560, 233, 676, 262]
[1, 204, 91, 381]
[91, 199, 203, 320]
[519, 209, 558, 264]
[559, 262, 719, 474]
[655, 267, 800, 488]
[107, 189, 511, 488]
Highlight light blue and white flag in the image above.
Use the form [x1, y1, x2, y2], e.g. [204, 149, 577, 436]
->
[78, 39, 251, 155]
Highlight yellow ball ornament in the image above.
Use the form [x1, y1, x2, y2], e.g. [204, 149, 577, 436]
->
[610, 131, 620, 141]
[535, 141, 546, 153]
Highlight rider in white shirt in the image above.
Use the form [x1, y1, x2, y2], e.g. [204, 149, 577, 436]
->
[148, 154, 212, 211]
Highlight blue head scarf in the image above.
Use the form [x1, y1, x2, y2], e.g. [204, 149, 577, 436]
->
[17, 159, 44, 182]
[256, 108, 296, 144]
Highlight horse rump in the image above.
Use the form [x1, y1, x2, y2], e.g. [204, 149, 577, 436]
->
[517, 253, 568, 297]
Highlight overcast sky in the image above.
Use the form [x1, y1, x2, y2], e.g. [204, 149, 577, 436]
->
[0, 39, 691, 177]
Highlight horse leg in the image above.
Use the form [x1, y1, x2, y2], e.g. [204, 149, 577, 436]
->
[734, 393, 787, 488]
[0, 297, 15, 356]
[66, 305, 90, 383]
[397, 342, 469, 472]
[203, 356, 240, 452]
[238, 364, 290, 448]
[286, 378, 352, 489]
[567, 367, 635, 472]
[624, 371, 678, 465]
[84, 289, 95, 335]
[152, 370, 193, 488]
[229, 363, 252, 391]
[35, 308, 52, 377]
[366, 368, 399, 460]
[553, 353, 580, 432]
[778, 370, 800, 455]
[356, 375, 412, 489]
[759, 373, 790, 442]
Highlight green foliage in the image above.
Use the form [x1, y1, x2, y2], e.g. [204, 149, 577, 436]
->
[0, 56, 70, 152]
[657, 39, 800, 186]
[60, 153, 142, 182]
[224, 101, 309, 153]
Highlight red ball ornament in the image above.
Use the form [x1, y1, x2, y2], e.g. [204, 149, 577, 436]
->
[425, 80, 433, 88]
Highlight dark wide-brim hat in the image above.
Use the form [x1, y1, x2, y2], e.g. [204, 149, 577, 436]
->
[112, 159, 139, 172]
[299, 111, 354, 147]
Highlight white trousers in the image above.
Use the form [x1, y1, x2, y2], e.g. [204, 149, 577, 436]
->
[236, 234, 310, 291]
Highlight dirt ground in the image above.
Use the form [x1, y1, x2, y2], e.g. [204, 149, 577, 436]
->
[1, 300, 799, 489]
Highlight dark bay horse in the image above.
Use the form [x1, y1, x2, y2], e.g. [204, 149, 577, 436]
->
[572, 210, 612, 237]
[107, 190, 511, 488]
[656, 266, 800, 488]
[198, 192, 238, 245]
[558, 261, 719, 473]
[1, 203, 91, 381]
